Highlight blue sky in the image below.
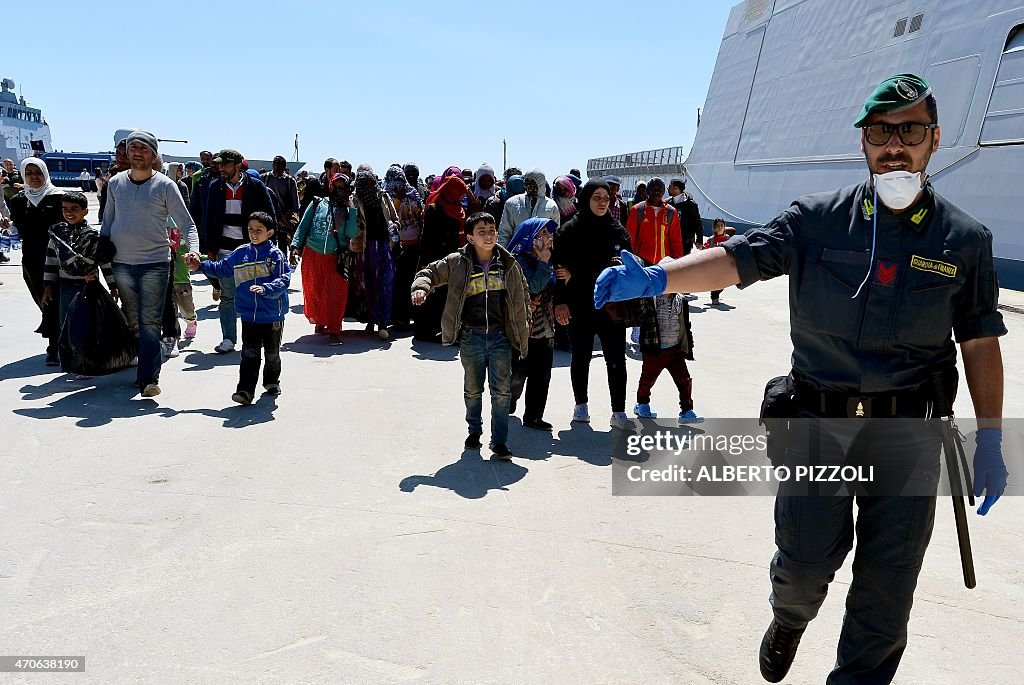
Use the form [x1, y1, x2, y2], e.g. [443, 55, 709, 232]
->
[7, 1, 732, 177]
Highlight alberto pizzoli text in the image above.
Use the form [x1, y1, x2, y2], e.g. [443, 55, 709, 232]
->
[626, 464, 875, 484]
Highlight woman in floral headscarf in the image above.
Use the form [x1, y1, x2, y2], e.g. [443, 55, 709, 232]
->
[352, 166, 400, 340]
[552, 175, 578, 226]
[291, 173, 360, 345]
[385, 165, 423, 329]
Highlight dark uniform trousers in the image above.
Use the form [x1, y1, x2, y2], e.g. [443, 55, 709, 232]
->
[770, 403, 941, 685]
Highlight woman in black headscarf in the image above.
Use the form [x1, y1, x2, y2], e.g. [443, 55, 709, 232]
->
[551, 179, 635, 431]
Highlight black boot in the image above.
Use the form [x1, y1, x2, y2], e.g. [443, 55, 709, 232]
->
[759, 619, 805, 683]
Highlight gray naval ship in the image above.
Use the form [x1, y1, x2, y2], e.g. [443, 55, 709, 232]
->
[0, 77, 52, 162]
[588, 0, 1024, 289]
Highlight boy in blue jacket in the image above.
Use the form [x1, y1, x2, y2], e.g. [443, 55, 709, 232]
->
[187, 211, 291, 405]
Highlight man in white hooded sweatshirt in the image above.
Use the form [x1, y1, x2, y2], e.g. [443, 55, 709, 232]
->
[498, 168, 559, 246]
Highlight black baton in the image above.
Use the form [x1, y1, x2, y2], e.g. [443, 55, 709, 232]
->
[931, 371, 976, 589]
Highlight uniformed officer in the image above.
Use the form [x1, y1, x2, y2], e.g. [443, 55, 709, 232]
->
[593, 73, 1008, 684]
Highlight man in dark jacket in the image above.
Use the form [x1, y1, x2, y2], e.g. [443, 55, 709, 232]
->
[262, 155, 300, 255]
[197, 149, 277, 354]
[668, 178, 703, 256]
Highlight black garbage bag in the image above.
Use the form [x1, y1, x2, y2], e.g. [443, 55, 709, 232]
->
[58, 281, 137, 375]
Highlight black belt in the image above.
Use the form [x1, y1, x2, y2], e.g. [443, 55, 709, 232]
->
[794, 383, 930, 419]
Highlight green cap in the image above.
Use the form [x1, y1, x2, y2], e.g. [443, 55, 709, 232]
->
[853, 73, 932, 128]
[212, 149, 243, 164]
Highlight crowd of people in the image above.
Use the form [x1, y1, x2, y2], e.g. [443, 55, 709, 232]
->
[1, 137, 730, 455]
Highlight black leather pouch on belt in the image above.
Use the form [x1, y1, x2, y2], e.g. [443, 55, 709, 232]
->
[759, 374, 797, 467]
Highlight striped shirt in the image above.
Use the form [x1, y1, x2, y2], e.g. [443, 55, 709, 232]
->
[222, 180, 246, 241]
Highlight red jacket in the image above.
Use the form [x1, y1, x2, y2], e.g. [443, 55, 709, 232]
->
[703, 232, 730, 249]
[626, 202, 683, 265]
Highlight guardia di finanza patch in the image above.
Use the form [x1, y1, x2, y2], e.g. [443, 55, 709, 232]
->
[909, 255, 957, 278]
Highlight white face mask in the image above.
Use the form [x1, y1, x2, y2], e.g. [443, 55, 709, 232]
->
[872, 170, 923, 211]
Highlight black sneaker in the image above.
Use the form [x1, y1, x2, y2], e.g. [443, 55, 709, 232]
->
[490, 443, 513, 460]
[509, 400, 517, 415]
[231, 390, 254, 406]
[523, 418, 553, 432]
[45, 353, 60, 367]
[759, 619, 805, 683]
[464, 434, 482, 450]
[263, 383, 282, 396]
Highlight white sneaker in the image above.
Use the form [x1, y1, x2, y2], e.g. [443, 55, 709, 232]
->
[161, 338, 179, 359]
[610, 412, 638, 431]
[214, 339, 235, 354]
[572, 403, 590, 423]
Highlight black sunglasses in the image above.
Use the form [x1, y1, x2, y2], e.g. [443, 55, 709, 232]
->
[864, 122, 938, 146]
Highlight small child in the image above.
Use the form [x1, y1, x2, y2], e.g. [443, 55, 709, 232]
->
[42, 191, 117, 335]
[411, 212, 531, 459]
[633, 260, 703, 426]
[188, 211, 290, 405]
[703, 218, 731, 305]
[169, 221, 198, 342]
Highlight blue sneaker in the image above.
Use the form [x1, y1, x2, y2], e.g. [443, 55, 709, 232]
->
[633, 403, 658, 419]
[630, 327, 640, 345]
[678, 410, 704, 425]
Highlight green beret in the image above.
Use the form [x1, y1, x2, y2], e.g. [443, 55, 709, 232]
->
[853, 73, 932, 128]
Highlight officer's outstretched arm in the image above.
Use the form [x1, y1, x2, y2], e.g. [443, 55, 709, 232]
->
[663, 247, 741, 294]
[594, 248, 741, 307]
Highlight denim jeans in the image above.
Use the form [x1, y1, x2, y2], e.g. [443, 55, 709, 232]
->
[217, 248, 238, 344]
[112, 261, 170, 388]
[459, 328, 512, 445]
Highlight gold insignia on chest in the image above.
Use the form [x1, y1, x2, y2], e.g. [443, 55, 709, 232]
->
[910, 255, 957, 278]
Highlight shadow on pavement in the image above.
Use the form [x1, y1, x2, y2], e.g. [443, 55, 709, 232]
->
[399, 451, 528, 499]
[553, 422, 614, 466]
[13, 384, 178, 427]
[0, 355, 58, 383]
[409, 339, 459, 362]
[179, 349, 245, 372]
[179, 394, 278, 428]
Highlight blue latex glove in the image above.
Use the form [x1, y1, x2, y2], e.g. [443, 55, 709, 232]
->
[973, 428, 1007, 516]
[593, 251, 668, 309]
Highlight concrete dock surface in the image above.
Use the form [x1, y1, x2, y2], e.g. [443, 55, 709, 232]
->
[0, 194, 1021, 684]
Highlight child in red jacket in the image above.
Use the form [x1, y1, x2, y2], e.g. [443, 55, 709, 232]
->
[703, 218, 731, 306]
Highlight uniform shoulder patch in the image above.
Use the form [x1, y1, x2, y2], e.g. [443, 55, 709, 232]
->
[909, 254, 957, 278]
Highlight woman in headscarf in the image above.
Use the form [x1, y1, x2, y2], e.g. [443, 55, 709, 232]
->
[552, 175, 578, 226]
[385, 165, 423, 330]
[430, 165, 462, 193]
[413, 174, 467, 342]
[166, 162, 190, 206]
[8, 157, 64, 363]
[471, 163, 498, 202]
[507, 217, 557, 431]
[291, 173, 360, 345]
[352, 166, 400, 340]
[552, 179, 636, 431]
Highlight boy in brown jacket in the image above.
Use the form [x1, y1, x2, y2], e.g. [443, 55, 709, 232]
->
[411, 212, 531, 459]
